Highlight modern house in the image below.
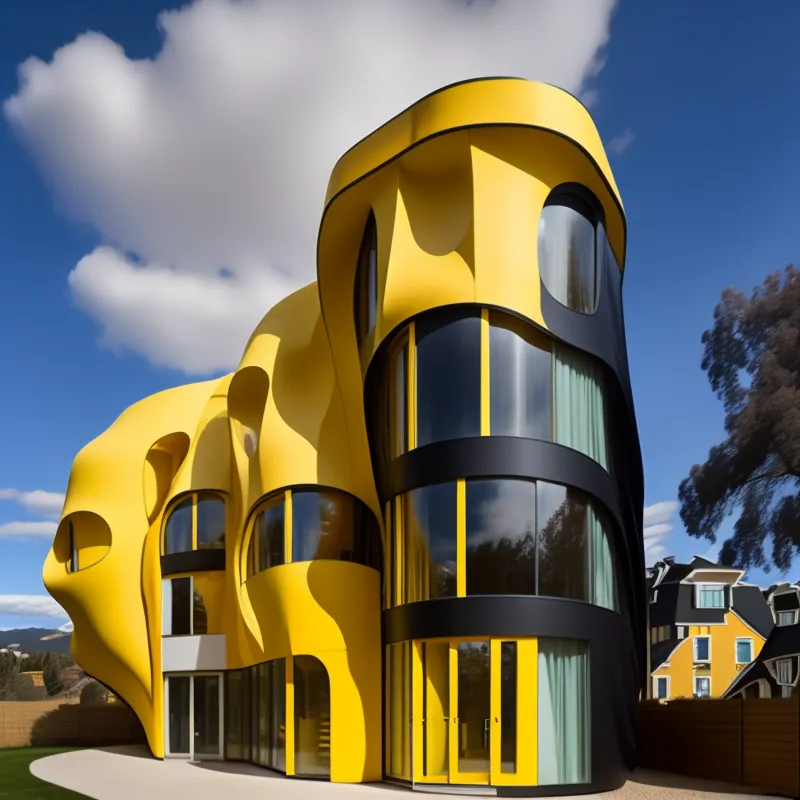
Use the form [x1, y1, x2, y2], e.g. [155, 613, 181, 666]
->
[43, 77, 644, 795]
[647, 556, 773, 700]
[724, 581, 800, 699]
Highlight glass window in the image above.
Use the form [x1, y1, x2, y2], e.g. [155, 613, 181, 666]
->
[197, 494, 226, 550]
[293, 656, 330, 777]
[538, 199, 597, 314]
[168, 676, 191, 755]
[697, 585, 725, 608]
[489, 314, 552, 440]
[225, 671, 243, 760]
[694, 637, 710, 661]
[776, 658, 793, 685]
[553, 344, 608, 469]
[538, 638, 590, 784]
[387, 642, 411, 780]
[500, 641, 518, 774]
[416, 313, 481, 447]
[537, 482, 588, 602]
[271, 658, 286, 772]
[778, 610, 798, 626]
[694, 677, 711, 698]
[164, 497, 193, 554]
[246, 495, 285, 579]
[170, 577, 192, 636]
[389, 341, 408, 459]
[465, 479, 536, 596]
[192, 585, 207, 635]
[403, 483, 457, 602]
[655, 677, 668, 700]
[68, 520, 78, 572]
[354, 213, 378, 347]
[736, 639, 753, 664]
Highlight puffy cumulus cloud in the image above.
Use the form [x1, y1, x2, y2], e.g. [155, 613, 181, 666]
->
[0, 521, 58, 539]
[69, 246, 296, 373]
[643, 500, 678, 566]
[0, 488, 65, 519]
[0, 594, 67, 620]
[4, 0, 617, 374]
[58, 620, 74, 633]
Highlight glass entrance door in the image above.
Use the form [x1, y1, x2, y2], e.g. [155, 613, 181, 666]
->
[165, 673, 223, 760]
[412, 638, 538, 787]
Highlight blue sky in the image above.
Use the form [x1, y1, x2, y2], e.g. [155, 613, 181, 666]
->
[0, 0, 797, 630]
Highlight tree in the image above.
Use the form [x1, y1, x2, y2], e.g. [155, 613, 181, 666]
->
[0, 652, 22, 700]
[42, 651, 73, 697]
[679, 265, 800, 571]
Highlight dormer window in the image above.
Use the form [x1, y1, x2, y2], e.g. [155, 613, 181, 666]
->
[778, 610, 798, 626]
[696, 584, 725, 609]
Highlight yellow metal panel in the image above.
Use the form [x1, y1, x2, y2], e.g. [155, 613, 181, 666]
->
[412, 640, 424, 783]
[456, 481, 466, 597]
[447, 642, 458, 782]
[490, 640, 502, 780]
[518, 638, 538, 786]
[480, 310, 490, 436]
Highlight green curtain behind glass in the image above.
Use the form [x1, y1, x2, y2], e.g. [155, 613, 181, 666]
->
[589, 506, 616, 611]
[537, 638, 590, 785]
[553, 344, 607, 470]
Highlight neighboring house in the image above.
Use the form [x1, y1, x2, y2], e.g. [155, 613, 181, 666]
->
[42, 79, 645, 795]
[647, 556, 773, 700]
[724, 582, 800, 699]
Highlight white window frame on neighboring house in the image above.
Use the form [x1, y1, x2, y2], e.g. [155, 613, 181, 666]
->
[735, 637, 753, 665]
[695, 583, 726, 609]
[775, 657, 794, 686]
[693, 635, 711, 663]
[694, 675, 712, 697]
[777, 610, 799, 627]
[653, 675, 670, 700]
[651, 590, 658, 603]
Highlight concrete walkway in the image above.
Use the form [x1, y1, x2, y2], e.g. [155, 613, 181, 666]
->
[29, 746, 777, 800]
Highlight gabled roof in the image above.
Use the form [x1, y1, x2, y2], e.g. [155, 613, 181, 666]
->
[651, 638, 682, 671]
[723, 658, 775, 699]
[759, 625, 800, 662]
[732, 584, 775, 638]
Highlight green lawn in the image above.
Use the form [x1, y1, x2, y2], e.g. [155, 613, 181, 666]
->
[0, 748, 92, 799]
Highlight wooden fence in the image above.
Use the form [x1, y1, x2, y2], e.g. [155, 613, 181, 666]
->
[0, 700, 146, 749]
[639, 698, 800, 798]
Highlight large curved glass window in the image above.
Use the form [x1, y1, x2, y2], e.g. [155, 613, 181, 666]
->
[292, 490, 381, 571]
[416, 312, 481, 447]
[465, 480, 536, 595]
[163, 492, 226, 555]
[246, 495, 286, 579]
[538, 198, 597, 314]
[354, 212, 378, 348]
[389, 478, 616, 610]
[489, 314, 552, 440]
[402, 482, 457, 602]
[245, 488, 382, 580]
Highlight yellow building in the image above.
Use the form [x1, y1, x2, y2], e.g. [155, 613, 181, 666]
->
[44, 78, 645, 795]
[648, 556, 773, 699]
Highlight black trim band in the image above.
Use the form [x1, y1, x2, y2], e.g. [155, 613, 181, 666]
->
[161, 548, 226, 576]
[378, 435, 623, 532]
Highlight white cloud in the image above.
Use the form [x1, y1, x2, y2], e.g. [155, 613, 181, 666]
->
[58, 620, 74, 633]
[4, 0, 617, 374]
[0, 595, 68, 620]
[607, 127, 634, 155]
[0, 488, 65, 519]
[0, 521, 58, 538]
[643, 500, 678, 566]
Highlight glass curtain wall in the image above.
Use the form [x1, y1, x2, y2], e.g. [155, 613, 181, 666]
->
[537, 638, 590, 785]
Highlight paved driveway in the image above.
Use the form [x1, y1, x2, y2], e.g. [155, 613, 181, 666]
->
[29, 746, 777, 800]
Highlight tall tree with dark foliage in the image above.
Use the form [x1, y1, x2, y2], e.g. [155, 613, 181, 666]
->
[679, 266, 800, 571]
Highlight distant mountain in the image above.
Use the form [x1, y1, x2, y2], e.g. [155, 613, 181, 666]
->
[0, 628, 72, 654]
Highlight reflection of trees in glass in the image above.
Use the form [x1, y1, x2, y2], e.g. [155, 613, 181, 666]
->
[404, 484, 457, 601]
[537, 483, 588, 601]
[466, 480, 536, 596]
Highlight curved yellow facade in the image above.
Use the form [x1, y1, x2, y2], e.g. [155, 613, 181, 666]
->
[45, 78, 639, 793]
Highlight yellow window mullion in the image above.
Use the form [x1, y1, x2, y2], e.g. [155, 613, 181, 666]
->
[412, 641, 424, 782]
[191, 493, 198, 551]
[490, 640, 502, 779]
[285, 654, 295, 775]
[284, 490, 292, 564]
[457, 480, 466, 597]
[448, 642, 458, 781]
[408, 323, 417, 450]
[518, 638, 538, 785]
[481, 309, 490, 436]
